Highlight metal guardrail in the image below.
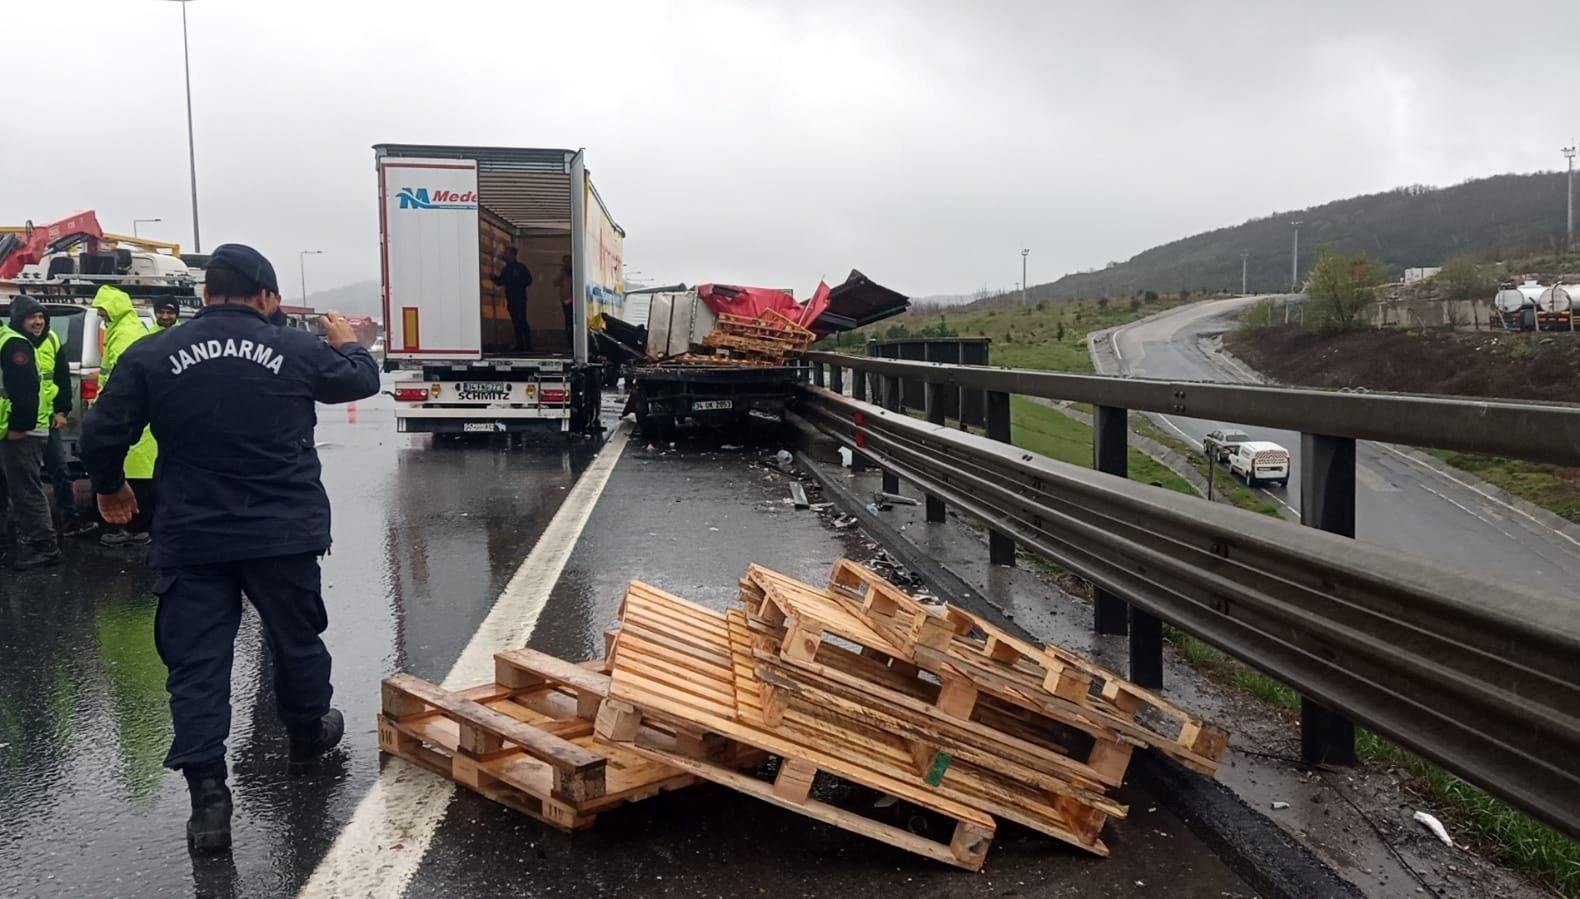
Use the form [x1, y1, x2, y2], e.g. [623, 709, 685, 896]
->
[801, 351, 1580, 466]
[795, 384, 1580, 840]
[792, 351, 1580, 841]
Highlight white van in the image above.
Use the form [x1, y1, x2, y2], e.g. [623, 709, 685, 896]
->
[1230, 440, 1290, 488]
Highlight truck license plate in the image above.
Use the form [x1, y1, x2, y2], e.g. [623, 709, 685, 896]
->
[692, 399, 733, 411]
[463, 422, 504, 433]
[456, 382, 512, 401]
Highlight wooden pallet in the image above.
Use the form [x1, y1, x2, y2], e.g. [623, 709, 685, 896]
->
[600, 580, 1002, 869]
[715, 310, 817, 347]
[744, 564, 1131, 792]
[379, 648, 725, 831]
[827, 559, 1229, 775]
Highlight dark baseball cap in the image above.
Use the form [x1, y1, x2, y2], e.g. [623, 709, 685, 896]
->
[152, 297, 181, 313]
[206, 243, 280, 295]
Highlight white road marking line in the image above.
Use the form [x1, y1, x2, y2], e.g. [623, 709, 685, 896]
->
[1259, 488, 1300, 516]
[298, 421, 633, 899]
[1379, 444, 1580, 551]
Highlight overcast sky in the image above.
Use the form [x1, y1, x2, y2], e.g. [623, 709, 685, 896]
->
[6, 0, 1576, 303]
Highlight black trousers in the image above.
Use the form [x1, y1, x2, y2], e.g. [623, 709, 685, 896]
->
[154, 552, 333, 771]
[506, 298, 531, 350]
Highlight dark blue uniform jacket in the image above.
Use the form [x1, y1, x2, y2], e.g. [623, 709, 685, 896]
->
[80, 304, 382, 568]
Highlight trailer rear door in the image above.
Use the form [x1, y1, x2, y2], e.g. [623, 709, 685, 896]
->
[379, 157, 483, 360]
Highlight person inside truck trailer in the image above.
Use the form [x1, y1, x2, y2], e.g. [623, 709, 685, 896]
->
[555, 253, 574, 348]
[492, 246, 534, 351]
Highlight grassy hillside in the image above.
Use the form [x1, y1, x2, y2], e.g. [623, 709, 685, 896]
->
[827, 291, 1208, 372]
[1008, 171, 1569, 302]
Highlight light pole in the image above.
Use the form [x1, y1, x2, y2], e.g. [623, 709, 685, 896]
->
[1241, 251, 1249, 295]
[164, 0, 201, 253]
[1564, 144, 1576, 252]
[133, 218, 162, 238]
[299, 250, 323, 304]
[1020, 248, 1030, 307]
[1290, 221, 1303, 292]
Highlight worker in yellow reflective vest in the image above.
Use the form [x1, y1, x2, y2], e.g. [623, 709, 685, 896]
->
[0, 295, 61, 568]
[92, 287, 159, 547]
[153, 297, 182, 331]
[32, 302, 99, 538]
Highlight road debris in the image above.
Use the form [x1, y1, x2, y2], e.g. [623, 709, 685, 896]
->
[1270, 801, 1291, 810]
[378, 558, 1229, 872]
[874, 492, 920, 507]
[789, 482, 810, 510]
[1412, 810, 1454, 846]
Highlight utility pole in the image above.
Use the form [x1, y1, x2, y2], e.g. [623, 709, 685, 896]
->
[1564, 144, 1576, 252]
[299, 249, 323, 303]
[1021, 248, 1030, 307]
[1290, 221, 1303, 292]
[166, 0, 202, 252]
[1241, 251, 1249, 295]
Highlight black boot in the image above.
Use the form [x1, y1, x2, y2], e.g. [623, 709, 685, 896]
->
[288, 708, 345, 769]
[13, 540, 61, 571]
[183, 764, 233, 853]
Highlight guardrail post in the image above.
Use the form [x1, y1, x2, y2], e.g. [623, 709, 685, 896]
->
[880, 374, 901, 494]
[985, 391, 1016, 566]
[812, 361, 825, 388]
[923, 382, 947, 523]
[1092, 405, 1131, 637]
[852, 368, 868, 402]
[1300, 433, 1359, 766]
[829, 365, 844, 396]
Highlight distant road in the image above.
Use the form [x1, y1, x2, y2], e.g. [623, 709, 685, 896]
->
[1103, 296, 1580, 597]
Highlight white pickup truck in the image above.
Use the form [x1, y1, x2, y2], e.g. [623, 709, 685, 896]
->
[1230, 440, 1290, 488]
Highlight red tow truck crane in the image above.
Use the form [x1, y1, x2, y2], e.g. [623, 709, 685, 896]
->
[0, 211, 107, 280]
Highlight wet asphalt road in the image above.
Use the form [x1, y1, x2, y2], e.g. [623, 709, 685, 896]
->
[1108, 296, 1580, 596]
[0, 386, 1254, 898]
[0, 387, 603, 898]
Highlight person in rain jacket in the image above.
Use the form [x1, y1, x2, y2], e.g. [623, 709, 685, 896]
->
[0, 295, 61, 568]
[92, 287, 159, 546]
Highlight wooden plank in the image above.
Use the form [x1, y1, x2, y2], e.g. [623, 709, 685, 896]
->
[772, 758, 818, 804]
[753, 662, 1124, 804]
[384, 674, 607, 783]
[495, 648, 612, 698]
[627, 735, 988, 871]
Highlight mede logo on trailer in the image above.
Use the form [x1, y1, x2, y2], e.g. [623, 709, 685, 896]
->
[397, 187, 479, 210]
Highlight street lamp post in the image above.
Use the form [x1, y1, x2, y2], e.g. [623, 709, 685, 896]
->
[165, 0, 201, 253]
[133, 218, 162, 238]
[1564, 144, 1576, 253]
[1241, 251, 1249, 295]
[300, 250, 323, 304]
[1021, 248, 1030, 307]
[1290, 221, 1303, 292]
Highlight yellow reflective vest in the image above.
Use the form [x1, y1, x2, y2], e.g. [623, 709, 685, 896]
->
[0, 325, 51, 431]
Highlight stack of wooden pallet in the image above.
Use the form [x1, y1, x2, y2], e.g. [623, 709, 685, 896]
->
[657, 309, 816, 366]
[377, 559, 1228, 871]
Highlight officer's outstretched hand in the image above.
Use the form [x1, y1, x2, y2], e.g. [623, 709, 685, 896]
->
[98, 483, 139, 526]
[321, 311, 356, 349]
